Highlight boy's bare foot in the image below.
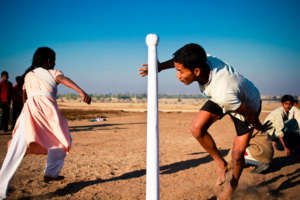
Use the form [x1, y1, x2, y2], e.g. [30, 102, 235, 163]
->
[217, 177, 237, 200]
[217, 184, 233, 200]
[216, 164, 230, 186]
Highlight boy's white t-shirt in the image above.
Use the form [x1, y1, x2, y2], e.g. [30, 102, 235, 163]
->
[199, 55, 261, 120]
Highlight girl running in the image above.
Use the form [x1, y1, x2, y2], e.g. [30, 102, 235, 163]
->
[0, 47, 91, 199]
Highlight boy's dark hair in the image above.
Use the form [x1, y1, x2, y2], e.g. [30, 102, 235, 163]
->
[16, 76, 24, 85]
[281, 95, 294, 103]
[23, 47, 56, 77]
[173, 43, 207, 71]
[1, 71, 8, 77]
[16, 76, 22, 82]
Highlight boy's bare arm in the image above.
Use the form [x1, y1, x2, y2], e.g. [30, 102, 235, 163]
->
[56, 75, 91, 104]
[158, 59, 175, 72]
[138, 59, 174, 77]
[279, 137, 291, 156]
[236, 103, 272, 132]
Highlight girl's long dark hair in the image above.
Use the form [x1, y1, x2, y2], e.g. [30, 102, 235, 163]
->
[23, 47, 56, 77]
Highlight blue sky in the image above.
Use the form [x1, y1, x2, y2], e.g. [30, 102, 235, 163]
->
[1, 0, 299, 95]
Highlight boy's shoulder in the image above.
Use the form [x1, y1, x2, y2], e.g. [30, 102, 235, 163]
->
[206, 55, 234, 75]
[0, 80, 12, 87]
[207, 55, 227, 67]
[290, 106, 300, 116]
[269, 106, 284, 116]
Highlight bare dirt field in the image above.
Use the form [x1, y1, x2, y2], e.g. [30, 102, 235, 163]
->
[0, 101, 299, 200]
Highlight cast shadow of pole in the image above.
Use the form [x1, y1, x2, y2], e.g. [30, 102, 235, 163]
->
[23, 149, 229, 199]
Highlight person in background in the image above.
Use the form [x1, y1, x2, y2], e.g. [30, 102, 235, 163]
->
[225, 130, 273, 174]
[0, 71, 13, 132]
[243, 130, 273, 174]
[238, 96, 299, 174]
[266, 95, 300, 156]
[12, 76, 24, 129]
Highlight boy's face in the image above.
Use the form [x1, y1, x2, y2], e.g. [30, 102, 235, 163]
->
[174, 62, 195, 85]
[1, 75, 8, 81]
[282, 100, 293, 112]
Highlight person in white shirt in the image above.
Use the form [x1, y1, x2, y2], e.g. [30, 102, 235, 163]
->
[266, 95, 300, 156]
[139, 43, 271, 200]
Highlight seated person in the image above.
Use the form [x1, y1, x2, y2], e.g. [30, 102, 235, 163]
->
[244, 131, 273, 173]
[266, 95, 300, 156]
[226, 131, 273, 174]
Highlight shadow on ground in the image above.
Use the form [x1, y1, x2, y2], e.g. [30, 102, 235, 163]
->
[20, 150, 229, 199]
[268, 155, 300, 173]
[257, 168, 300, 198]
[69, 122, 146, 132]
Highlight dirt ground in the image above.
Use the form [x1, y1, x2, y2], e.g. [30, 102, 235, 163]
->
[0, 101, 300, 200]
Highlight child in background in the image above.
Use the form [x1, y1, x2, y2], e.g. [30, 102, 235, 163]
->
[0, 47, 91, 200]
[12, 76, 24, 129]
[266, 95, 300, 156]
[139, 43, 271, 199]
[0, 71, 13, 132]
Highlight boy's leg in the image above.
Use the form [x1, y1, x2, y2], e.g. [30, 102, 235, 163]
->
[2, 103, 10, 131]
[191, 110, 227, 184]
[44, 148, 66, 179]
[0, 114, 27, 199]
[12, 105, 17, 130]
[0, 103, 9, 131]
[219, 130, 252, 199]
[231, 132, 252, 185]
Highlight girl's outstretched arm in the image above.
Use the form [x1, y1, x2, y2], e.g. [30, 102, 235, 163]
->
[56, 75, 91, 104]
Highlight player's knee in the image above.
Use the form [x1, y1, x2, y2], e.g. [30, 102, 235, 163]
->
[190, 123, 206, 139]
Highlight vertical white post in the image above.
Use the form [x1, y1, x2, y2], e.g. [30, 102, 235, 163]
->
[146, 33, 160, 200]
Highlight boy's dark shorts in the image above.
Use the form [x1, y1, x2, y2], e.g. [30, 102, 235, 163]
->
[200, 100, 260, 136]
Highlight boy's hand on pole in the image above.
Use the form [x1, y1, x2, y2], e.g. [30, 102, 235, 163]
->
[138, 64, 148, 77]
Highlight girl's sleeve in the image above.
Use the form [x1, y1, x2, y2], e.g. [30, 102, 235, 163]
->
[50, 69, 64, 83]
[53, 69, 64, 78]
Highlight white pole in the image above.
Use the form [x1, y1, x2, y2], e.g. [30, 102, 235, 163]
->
[146, 33, 160, 200]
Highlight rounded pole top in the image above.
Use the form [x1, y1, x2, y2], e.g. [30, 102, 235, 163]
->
[146, 34, 159, 46]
